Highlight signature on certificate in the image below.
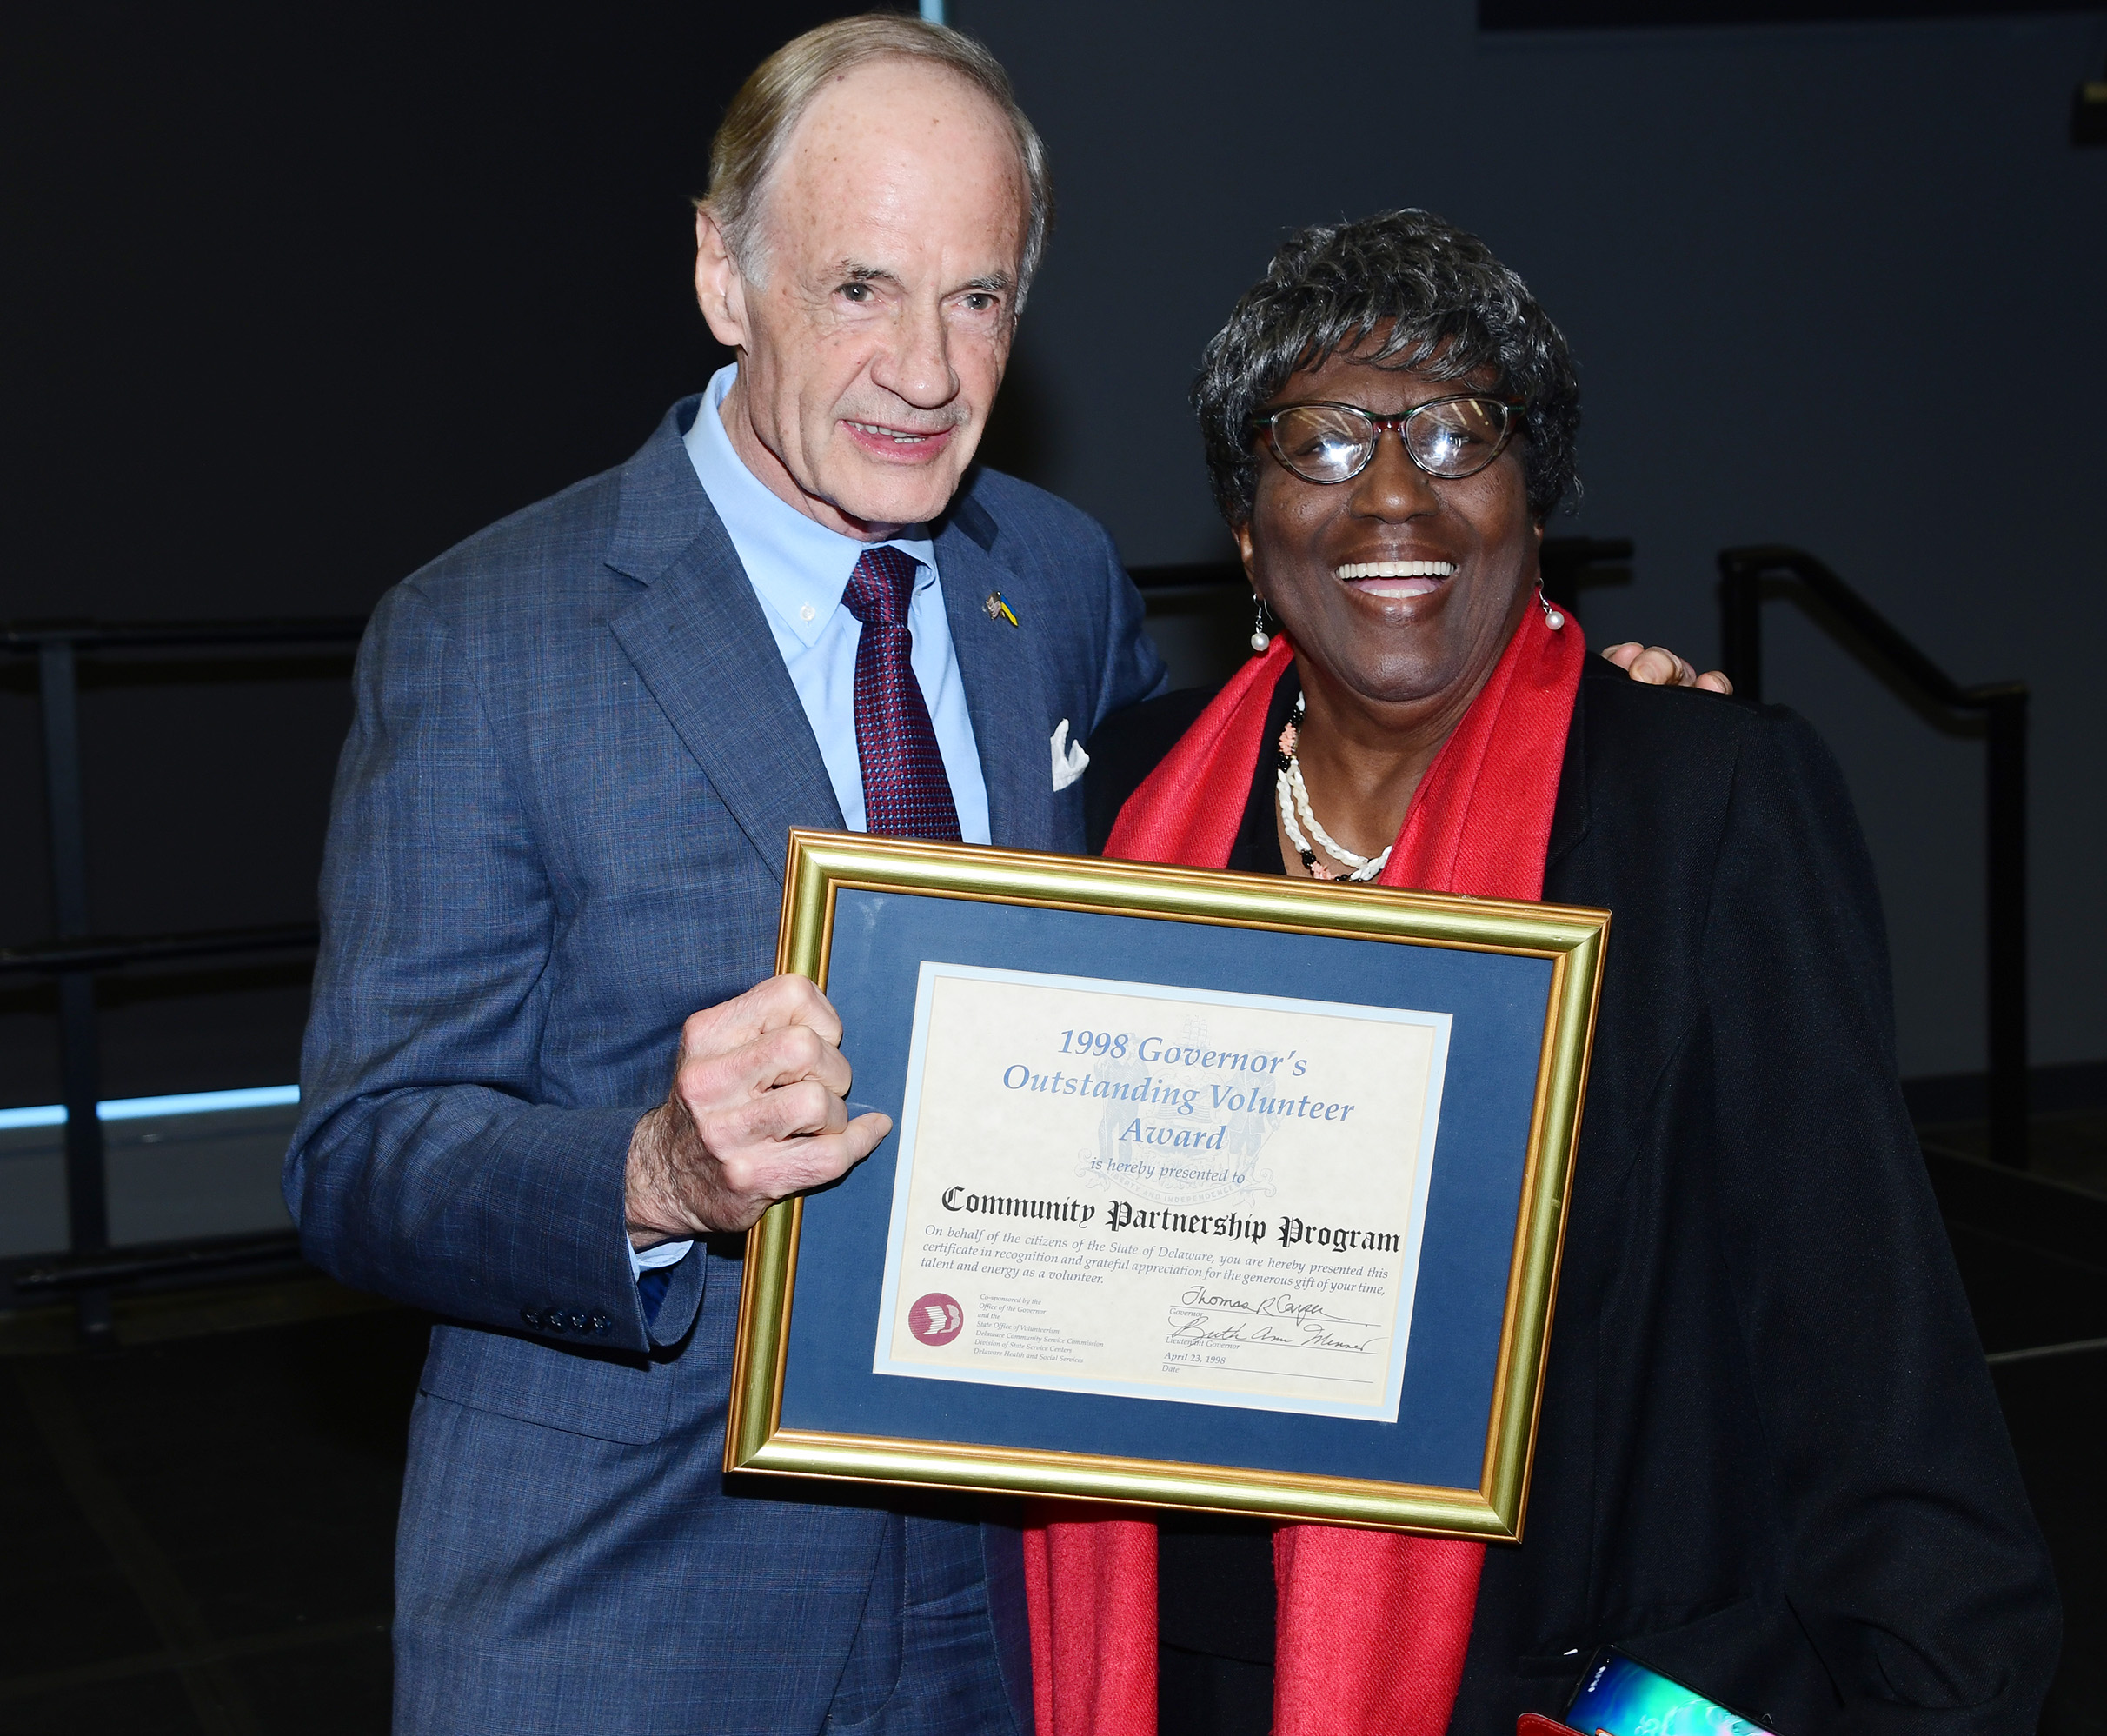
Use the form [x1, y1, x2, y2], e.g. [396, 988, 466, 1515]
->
[1165, 1287, 1386, 1355]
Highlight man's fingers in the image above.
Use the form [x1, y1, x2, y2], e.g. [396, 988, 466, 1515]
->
[740, 1021, 852, 1097]
[648, 976, 883, 1234]
[846, 1108, 893, 1145]
[1599, 644, 1733, 693]
[800, 1111, 894, 1178]
[1633, 647, 1681, 686]
[677, 1021, 853, 1121]
[1606, 645, 1737, 691]
[708, 1111, 894, 1209]
[742, 973, 846, 1044]
[681, 974, 845, 1060]
[710, 1078, 850, 1149]
[826, 1112, 893, 1169]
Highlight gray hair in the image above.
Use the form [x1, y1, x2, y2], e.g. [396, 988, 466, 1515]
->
[1195, 210, 1581, 527]
[698, 14, 1052, 311]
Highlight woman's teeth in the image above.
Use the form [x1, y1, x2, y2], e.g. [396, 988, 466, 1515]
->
[1334, 560, 1456, 581]
[1335, 559, 1455, 596]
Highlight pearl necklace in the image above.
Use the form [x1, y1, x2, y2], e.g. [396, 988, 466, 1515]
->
[1274, 695, 1392, 882]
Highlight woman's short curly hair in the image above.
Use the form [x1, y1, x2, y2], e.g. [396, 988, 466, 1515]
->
[1195, 210, 1580, 528]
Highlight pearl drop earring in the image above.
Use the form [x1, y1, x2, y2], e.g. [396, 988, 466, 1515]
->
[1250, 595, 1271, 654]
[1539, 589, 1565, 631]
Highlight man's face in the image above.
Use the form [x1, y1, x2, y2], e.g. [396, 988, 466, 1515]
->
[696, 58, 1028, 539]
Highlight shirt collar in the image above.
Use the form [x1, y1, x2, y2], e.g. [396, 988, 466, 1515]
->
[682, 364, 936, 649]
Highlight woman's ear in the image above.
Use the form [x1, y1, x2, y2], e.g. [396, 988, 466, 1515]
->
[1233, 518, 1260, 591]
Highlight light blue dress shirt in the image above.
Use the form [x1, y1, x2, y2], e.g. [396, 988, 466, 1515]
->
[682, 363, 991, 842]
[630, 367, 993, 1280]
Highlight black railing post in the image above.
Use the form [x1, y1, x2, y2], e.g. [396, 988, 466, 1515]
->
[2, 615, 368, 1314]
[1715, 549, 2027, 1169]
[1539, 537, 1634, 622]
[35, 638, 114, 1341]
[1718, 554, 1763, 702]
[1981, 686, 2028, 1167]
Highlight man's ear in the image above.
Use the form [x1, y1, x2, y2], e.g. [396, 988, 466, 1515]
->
[694, 208, 750, 351]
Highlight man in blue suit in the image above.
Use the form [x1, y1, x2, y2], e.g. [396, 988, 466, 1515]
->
[288, 20, 1110, 1731]
[288, 15, 1720, 1733]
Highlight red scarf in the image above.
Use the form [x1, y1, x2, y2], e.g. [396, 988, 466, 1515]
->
[1025, 603, 1584, 1736]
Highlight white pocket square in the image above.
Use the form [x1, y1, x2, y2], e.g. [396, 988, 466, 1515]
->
[1051, 718, 1089, 792]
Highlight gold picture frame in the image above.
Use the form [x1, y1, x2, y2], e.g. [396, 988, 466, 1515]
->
[727, 828, 1607, 1540]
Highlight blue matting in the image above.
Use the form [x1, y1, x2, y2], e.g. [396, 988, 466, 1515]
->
[780, 888, 1552, 1491]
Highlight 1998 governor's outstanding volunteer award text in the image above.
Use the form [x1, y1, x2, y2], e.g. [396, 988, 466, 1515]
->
[873, 964, 1452, 1422]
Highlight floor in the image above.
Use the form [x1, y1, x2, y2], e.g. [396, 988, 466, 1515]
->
[1999, 1347, 2107, 1734]
[1919, 1110, 2107, 1201]
[0, 1280, 416, 1736]
[0, 1137, 2100, 1735]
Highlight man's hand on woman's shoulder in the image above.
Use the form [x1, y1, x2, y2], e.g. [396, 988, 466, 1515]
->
[1599, 642, 1734, 694]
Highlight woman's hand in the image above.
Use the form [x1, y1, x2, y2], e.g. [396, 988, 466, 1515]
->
[1599, 642, 1734, 694]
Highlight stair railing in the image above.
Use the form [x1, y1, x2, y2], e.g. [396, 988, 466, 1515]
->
[1717, 548, 2028, 1168]
[2, 617, 365, 1338]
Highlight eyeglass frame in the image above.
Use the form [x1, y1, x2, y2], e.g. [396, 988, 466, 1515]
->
[1250, 394, 1526, 487]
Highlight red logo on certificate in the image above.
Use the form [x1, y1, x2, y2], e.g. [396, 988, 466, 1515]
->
[907, 1293, 965, 1346]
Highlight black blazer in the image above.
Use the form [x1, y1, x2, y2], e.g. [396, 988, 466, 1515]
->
[1087, 656, 2057, 1735]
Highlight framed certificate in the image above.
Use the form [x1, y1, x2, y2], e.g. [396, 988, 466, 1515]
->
[727, 830, 1607, 1539]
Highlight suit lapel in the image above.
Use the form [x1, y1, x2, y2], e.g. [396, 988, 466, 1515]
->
[605, 403, 841, 884]
[936, 512, 1054, 853]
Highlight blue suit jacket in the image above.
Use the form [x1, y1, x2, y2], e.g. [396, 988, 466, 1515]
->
[286, 399, 1166, 1732]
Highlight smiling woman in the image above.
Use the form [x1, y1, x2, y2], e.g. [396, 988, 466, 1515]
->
[1197, 216, 1585, 874]
[1074, 210, 2059, 1736]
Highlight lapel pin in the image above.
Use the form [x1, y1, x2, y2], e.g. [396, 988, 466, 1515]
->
[983, 590, 1020, 628]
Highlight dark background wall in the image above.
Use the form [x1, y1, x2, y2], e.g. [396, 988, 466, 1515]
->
[4, 1, 2103, 1104]
[0, 2, 846, 1104]
[969, 0, 2107, 1082]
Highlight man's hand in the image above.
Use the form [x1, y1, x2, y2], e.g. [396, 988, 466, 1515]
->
[626, 975, 893, 1241]
[1599, 642, 1734, 694]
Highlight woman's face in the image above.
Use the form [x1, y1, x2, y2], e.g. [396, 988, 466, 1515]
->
[1237, 347, 1541, 715]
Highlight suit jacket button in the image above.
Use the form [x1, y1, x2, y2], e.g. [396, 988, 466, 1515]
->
[568, 1311, 588, 1333]
[543, 1309, 565, 1333]
[589, 1314, 610, 1334]
[521, 1307, 542, 1328]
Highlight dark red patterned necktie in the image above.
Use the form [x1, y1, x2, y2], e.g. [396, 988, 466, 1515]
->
[841, 545, 962, 841]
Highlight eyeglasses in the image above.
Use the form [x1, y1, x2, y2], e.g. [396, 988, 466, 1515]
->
[1252, 396, 1523, 486]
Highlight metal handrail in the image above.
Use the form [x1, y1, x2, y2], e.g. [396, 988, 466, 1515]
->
[1717, 548, 2029, 1168]
[3, 616, 367, 1338]
[6, 1230, 308, 1302]
[1539, 537, 1633, 615]
[2, 617, 369, 652]
[0, 923, 322, 976]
